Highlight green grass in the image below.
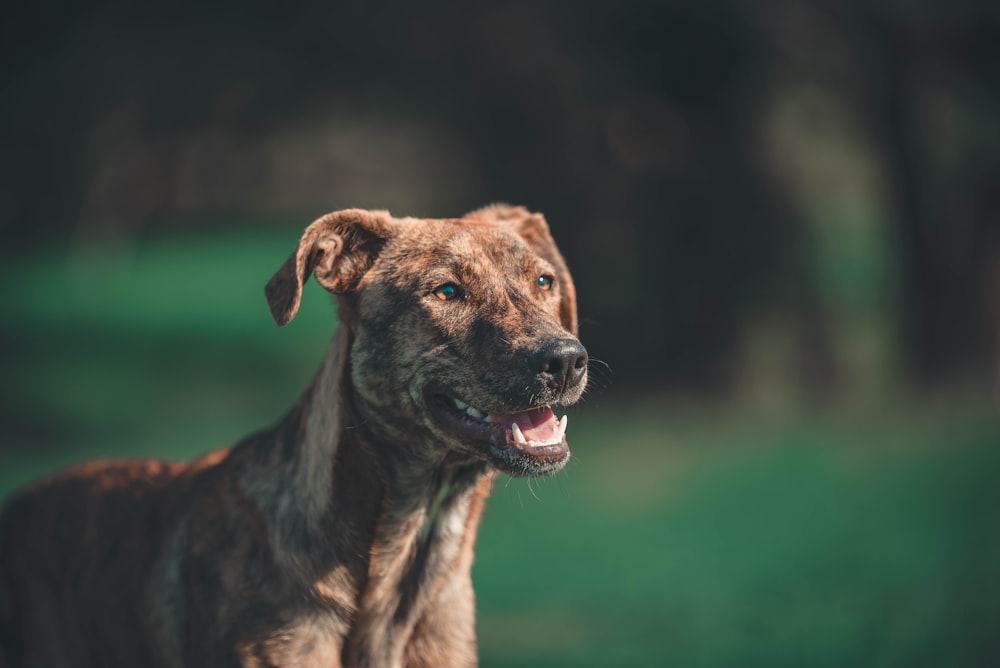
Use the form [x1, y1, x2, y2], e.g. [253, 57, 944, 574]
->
[2, 231, 999, 666]
[475, 406, 1000, 667]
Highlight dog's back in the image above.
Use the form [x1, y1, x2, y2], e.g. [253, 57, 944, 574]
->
[0, 461, 184, 667]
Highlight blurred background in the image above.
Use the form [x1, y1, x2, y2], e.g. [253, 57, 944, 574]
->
[2, 1, 999, 665]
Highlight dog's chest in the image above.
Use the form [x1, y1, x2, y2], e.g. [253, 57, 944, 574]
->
[336, 482, 483, 666]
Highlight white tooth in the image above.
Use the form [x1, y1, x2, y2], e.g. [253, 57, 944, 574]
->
[453, 398, 468, 410]
[466, 406, 484, 419]
[511, 423, 527, 445]
[558, 414, 568, 438]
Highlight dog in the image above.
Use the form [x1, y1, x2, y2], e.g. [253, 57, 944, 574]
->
[0, 204, 588, 668]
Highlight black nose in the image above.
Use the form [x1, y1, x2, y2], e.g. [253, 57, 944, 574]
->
[532, 338, 588, 392]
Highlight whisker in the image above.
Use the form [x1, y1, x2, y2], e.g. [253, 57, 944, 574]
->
[588, 357, 613, 373]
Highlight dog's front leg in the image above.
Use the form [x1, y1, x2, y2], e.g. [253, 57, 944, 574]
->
[401, 570, 478, 668]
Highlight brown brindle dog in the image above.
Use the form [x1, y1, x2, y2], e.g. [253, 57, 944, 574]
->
[0, 204, 588, 668]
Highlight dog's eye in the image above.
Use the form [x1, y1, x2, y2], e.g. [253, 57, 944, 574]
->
[433, 283, 462, 301]
[536, 275, 555, 291]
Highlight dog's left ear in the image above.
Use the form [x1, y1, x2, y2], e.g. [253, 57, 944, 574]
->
[467, 204, 578, 335]
[265, 209, 396, 326]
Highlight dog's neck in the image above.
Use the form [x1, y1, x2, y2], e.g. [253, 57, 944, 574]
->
[294, 325, 490, 534]
[272, 326, 493, 665]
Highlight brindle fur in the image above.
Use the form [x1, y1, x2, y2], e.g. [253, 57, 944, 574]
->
[0, 205, 587, 668]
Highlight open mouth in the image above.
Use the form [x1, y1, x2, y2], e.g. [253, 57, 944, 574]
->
[428, 393, 571, 475]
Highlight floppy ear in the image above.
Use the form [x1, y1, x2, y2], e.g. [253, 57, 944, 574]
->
[265, 209, 395, 326]
[467, 204, 578, 335]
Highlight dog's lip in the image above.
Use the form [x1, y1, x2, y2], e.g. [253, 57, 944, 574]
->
[446, 395, 568, 446]
[428, 393, 570, 471]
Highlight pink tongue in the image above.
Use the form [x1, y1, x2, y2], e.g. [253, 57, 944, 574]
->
[489, 406, 561, 442]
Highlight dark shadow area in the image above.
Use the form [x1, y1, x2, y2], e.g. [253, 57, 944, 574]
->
[4, 1, 998, 393]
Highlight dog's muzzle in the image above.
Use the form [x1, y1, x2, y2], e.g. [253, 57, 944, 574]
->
[425, 337, 588, 477]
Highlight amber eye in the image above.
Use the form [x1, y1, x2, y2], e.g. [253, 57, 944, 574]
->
[434, 283, 461, 301]
[536, 275, 555, 291]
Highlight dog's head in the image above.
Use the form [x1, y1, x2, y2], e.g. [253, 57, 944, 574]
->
[265, 205, 587, 477]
